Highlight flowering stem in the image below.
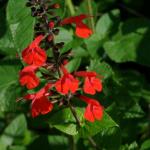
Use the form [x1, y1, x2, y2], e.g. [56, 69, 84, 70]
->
[66, 0, 75, 16]
[68, 100, 82, 127]
[88, 137, 100, 150]
[87, 0, 95, 32]
[67, 95, 99, 150]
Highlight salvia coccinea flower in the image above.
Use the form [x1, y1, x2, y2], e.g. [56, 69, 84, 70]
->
[61, 14, 93, 39]
[22, 35, 47, 66]
[23, 83, 53, 117]
[78, 95, 103, 122]
[55, 65, 79, 95]
[19, 65, 40, 89]
[75, 71, 102, 95]
[18, 0, 104, 123]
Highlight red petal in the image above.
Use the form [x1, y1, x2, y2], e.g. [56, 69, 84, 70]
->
[92, 104, 103, 120]
[19, 72, 40, 89]
[83, 77, 95, 95]
[22, 47, 33, 65]
[35, 83, 53, 98]
[55, 74, 78, 94]
[23, 94, 35, 100]
[30, 35, 44, 47]
[63, 77, 71, 94]
[33, 47, 47, 66]
[61, 14, 89, 25]
[31, 97, 53, 117]
[60, 65, 68, 75]
[61, 16, 76, 25]
[67, 74, 79, 93]
[55, 78, 69, 94]
[22, 35, 46, 66]
[55, 80, 62, 93]
[70, 78, 79, 93]
[22, 47, 47, 66]
[75, 71, 96, 77]
[84, 104, 95, 122]
[75, 23, 92, 38]
[21, 65, 38, 72]
[91, 77, 102, 92]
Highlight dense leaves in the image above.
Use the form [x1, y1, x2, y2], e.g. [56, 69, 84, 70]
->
[0, 0, 150, 149]
[0, 0, 35, 55]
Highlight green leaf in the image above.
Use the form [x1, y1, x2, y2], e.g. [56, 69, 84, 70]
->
[0, 0, 35, 55]
[4, 114, 27, 137]
[72, 47, 88, 58]
[0, 114, 27, 148]
[141, 139, 150, 150]
[96, 9, 120, 40]
[104, 18, 150, 66]
[8, 146, 26, 150]
[48, 135, 68, 150]
[94, 126, 121, 150]
[84, 33, 102, 58]
[79, 112, 119, 138]
[60, 38, 84, 54]
[48, 108, 83, 135]
[0, 58, 21, 112]
[123, 103, 144, 119]
[88, 59, 113, 80]
[66, 58, 81, 72]
[55, 28, 73, 44]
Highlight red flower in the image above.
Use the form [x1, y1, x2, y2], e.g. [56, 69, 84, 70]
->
[55, 65, 79, 94]
[61, 14, 93, 38]
[22, 35, 47, 66]
[19, 66, 40, 89]
[75, 71, 102, 95]
[78, 95, 103, 122]
[24, 83, 53, 117]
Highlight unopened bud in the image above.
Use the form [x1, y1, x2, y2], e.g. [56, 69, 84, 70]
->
[49, 21, 55, 29]
[51, 3, 60, 9]
[47, 34, 54, 42]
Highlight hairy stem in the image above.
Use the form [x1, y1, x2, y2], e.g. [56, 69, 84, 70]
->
[66, 0, 75, 16]
[87, 0, 95, 32]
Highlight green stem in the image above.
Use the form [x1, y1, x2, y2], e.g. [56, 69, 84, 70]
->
[88, 137, 100, 150]
[68, 135, 76, 150]
[87, 0, 95, 32]
[67, 95, 99, 150]
[66, 0, 75, 16]
[68, 100, 82, 127]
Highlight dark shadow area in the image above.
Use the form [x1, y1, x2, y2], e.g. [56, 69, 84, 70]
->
[0, 1, 8, 38]
[0, 58, 21, 66]
[136, 28, 150, 67]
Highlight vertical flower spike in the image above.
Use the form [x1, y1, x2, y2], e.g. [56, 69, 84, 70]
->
[24, 83, 53, 117]
[19, 66, 40, 89]
[78, 95, 103, 122]
[55, 65, 79, 94]
[61, 14, 93, 38]
[75, 71, 102, 95]
[22, 35, 47, 66]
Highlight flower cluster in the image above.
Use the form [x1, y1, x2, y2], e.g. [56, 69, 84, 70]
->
[19, 0, 103, 123]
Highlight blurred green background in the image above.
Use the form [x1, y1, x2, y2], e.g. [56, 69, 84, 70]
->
[0, 0, 150, 149]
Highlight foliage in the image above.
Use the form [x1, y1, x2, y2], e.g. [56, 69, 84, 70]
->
[0, 0, 150, 149]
